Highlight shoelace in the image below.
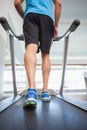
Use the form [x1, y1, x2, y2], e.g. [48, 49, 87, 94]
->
[42, 92, 49, 97]
[26, 90, 38, 99]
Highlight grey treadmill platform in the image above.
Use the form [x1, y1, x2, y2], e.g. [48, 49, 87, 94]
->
[0, 96, 87, 130]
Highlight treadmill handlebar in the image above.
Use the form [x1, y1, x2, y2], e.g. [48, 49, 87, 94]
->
[0, 17, 80, 41]
[53, 19, 80, 41]
[0, 17, 10, 31]
[68, 19, 80, 32]
[0, 17, 24, 40]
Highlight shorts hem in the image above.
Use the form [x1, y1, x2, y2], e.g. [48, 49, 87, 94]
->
[25, 42, 38, 49]
[41, 48, 50, 54]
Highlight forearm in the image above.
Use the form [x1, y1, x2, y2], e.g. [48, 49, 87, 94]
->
[14, 0, 24, 19]
[54, 0, 62, 28]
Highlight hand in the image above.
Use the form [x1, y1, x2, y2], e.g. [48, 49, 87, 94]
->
[53, 26, 58, 38]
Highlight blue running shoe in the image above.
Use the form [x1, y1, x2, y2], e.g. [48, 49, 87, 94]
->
[23, 88, 38, 108]
[41, 91, 51, 102]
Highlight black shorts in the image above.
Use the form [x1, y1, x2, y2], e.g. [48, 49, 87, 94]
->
[23, 13, 54, 53]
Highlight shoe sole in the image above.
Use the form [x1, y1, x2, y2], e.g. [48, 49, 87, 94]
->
[23, 101, 37, 109]
[42, 98, 51, 102]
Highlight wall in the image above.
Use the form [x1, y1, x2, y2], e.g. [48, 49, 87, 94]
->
[0, 0, 87, 65]
[0, 35, 5, 100]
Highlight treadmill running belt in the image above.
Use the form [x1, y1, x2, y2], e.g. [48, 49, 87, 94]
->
[0, 96, 87, 130]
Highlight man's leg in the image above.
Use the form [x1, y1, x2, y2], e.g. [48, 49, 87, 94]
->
[24, 44, 38, 88]
[23, 43, 38, 108]
[41, 51, 51, 101]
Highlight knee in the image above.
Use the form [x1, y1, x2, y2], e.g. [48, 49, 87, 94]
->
[24, 49, 37, 66]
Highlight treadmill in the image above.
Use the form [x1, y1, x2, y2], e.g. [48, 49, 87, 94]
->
[0, 17, 87, 130]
